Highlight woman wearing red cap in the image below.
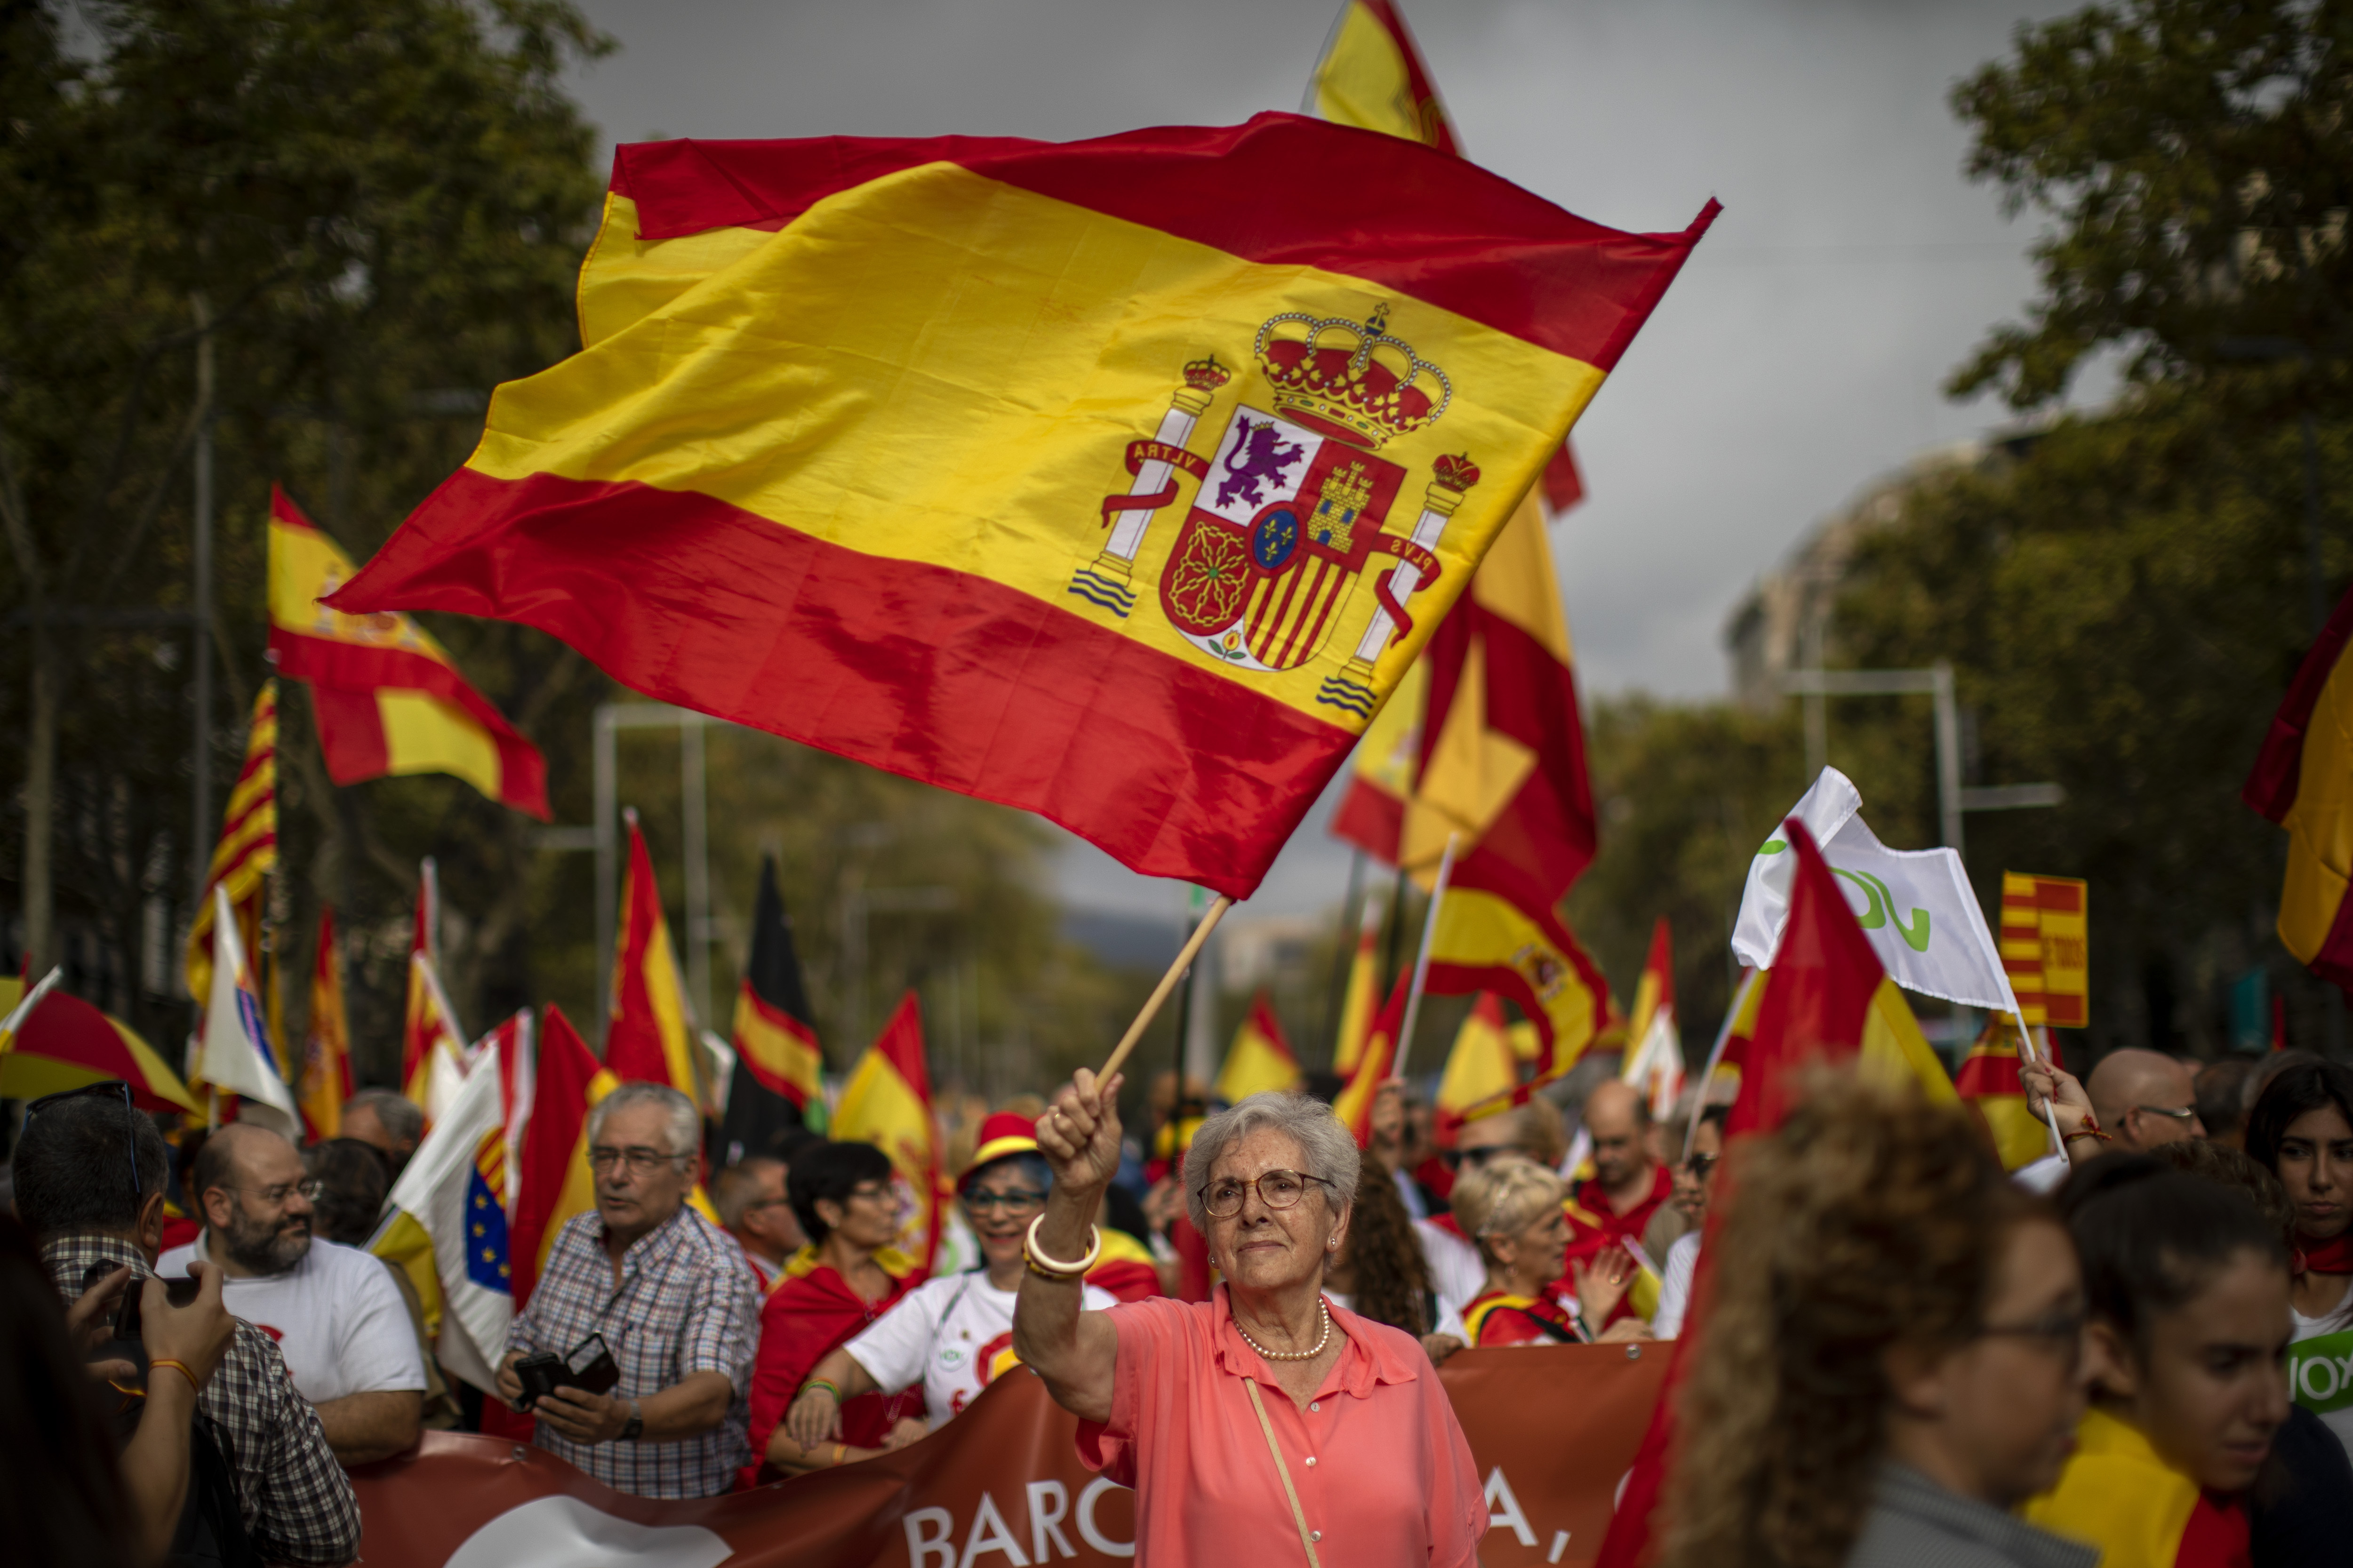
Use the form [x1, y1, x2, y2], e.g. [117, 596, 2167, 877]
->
[780, 1112, 1120, 1460]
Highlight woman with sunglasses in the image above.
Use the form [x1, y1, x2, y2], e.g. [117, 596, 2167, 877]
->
[779, 1113, 1119, 1462]
[1653, 1105, 1726, 1339]
[2023, 1156, 2292, 1567]
[744, 1140, 925, 1480]
[1016, 1077, 1487, 1565]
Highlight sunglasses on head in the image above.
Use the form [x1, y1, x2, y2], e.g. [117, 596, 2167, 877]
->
[25, 1080, 143, 1215]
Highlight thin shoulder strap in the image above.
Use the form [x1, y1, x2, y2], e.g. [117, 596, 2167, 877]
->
[1242, 1378, 1321, 1568]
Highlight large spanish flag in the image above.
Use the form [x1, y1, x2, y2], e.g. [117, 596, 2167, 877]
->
[2248, 584, 2353, 993]
[269, 488, 548, 819]
[329, 117, 1712, 898]
[606, 811, 704, 1107]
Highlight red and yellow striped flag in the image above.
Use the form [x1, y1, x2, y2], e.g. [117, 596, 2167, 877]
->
[2248, 585, 2353, 993]
[1954, 1016, 2052, 1171]
[184, 681, 278, 1008]
[2001, 873, 2089, 1029]
[509, 1005, 619, 1306]
[269, 488, 548, 818]
[832, 992, 947, 1273]
[329, 119, 1712, 898]
[299, 907, 352, 1140]
[1215, 993, 1303, 1104]
[607, 811, 704, 1108]
[1425, 888, 1618, 1083]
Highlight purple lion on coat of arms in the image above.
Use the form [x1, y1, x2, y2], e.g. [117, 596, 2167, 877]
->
[1213, 417, 1306, 512]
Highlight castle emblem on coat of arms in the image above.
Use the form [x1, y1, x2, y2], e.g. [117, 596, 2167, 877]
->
[1070, 306, 1479, 715]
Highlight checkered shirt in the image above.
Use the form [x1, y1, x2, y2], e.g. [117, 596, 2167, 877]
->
[507, 1204, 758, 1498]
[43, 1232, 362, 1566]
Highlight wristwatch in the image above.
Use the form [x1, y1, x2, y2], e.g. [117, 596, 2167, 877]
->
[619, 1399, 644, 1441]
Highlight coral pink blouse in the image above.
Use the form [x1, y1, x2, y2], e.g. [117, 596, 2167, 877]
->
[1076, 1288, 1485, 1566]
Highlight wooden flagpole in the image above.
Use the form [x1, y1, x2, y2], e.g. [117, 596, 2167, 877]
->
[1099, 896, 1235, 1081]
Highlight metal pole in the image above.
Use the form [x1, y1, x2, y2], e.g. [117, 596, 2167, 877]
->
[1932, 660, 1963, 856]
[2304, 408, 2328, 639]
[189, 296, 214, 913]
[593, 704, 617, 1047]
[1320, 850, 1366, 1064]
[681, 716, 711, 1027]
[1801, 597, 1828, 781]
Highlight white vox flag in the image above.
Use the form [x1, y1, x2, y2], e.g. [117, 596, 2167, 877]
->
[200, 886, 300, 1137]
[1620, 1005, 1684, 1121]
[1732, 768, 2018, 1011]
[371, 1037, 513, 1394]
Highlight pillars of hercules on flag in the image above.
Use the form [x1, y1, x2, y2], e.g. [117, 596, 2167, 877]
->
[1070, 358, 1231, 617]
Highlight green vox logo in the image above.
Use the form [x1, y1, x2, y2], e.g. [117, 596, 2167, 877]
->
[1756, 840, 1930, 953]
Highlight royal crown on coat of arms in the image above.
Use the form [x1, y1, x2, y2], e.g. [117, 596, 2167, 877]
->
[1253, 306, 1451, 449]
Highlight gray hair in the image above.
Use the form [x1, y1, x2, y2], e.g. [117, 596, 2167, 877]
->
[1184, 1090, 1361, 1232]
[586, 1082, 701, 1159]
[344, 1088, 424, 1146]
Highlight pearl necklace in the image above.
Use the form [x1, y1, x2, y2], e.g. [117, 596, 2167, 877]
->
[1234, 1297, 1333, 1362]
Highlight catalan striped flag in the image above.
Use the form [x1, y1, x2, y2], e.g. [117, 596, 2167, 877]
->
[2247, 584, 2353, 993]
[722, 856, 824, 1159]
[328, 118, 1711, 899]
[184, 682, 279, 1008]
[2001, 873, 2089, 1029]
[832, 992, 947, 1272]
[268, 487, 548, 819]
[607, 811, 705, 1108]
[298, 908, 352, 1140]
[1214, 993, 1303, 1104]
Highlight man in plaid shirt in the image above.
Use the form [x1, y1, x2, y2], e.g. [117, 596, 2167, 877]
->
[20, 1089, 360, 1564]
[500, 1082, 759, 1498]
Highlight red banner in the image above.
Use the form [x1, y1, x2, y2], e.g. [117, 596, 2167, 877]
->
[351, 1343, 1665, 1567]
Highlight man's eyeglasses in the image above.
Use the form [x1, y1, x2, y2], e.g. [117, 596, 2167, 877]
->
[1679, 1152, 1720, 1181]
[233, 1179, 324, 1206]
[1199, 1169, 1335, 1218]
[1976, 1306, 2087, 1370]
[2135, 1104, 2198, 1125]
[963, 1189, 1047, 1215]
[588, 1145, 692, 1175]
[25, 1080, 141, 1214]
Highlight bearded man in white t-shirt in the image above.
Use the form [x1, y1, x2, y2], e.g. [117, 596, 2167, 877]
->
[160, 1123, 425, 1465]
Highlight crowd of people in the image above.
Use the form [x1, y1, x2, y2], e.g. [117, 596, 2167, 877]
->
[6, 1039, 2352, 1565]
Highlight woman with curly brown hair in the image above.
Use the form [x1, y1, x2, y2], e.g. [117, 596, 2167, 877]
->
[1323, 1161, 1469, 1362]
[1659, 1074, 2094, 1568]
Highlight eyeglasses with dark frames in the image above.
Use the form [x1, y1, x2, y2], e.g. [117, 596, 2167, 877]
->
[25, 1080, 142, 1215]
[1198, 1169, 1336, 1218]
[1974, 1306, 2088, 1370]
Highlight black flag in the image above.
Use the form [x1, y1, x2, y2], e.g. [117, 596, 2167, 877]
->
[720, 856, 823, 1162]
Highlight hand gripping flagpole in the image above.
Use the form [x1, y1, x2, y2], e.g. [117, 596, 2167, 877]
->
[1098, 896, 1235, 1082]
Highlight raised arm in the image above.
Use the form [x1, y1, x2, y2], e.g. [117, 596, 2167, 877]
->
[1013, 1068, 1125, 1424]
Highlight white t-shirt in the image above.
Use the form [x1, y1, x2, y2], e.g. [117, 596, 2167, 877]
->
[1654, 1232, 1702, 1339]
[845, 1270, 1114, 1424]
[159, 1235, 425, 1404]
[2289, 1301, 2353, 1459]
[1414, 1218, 1486, 1309]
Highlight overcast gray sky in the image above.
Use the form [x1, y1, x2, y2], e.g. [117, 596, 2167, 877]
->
[560, 0, 2096, 923]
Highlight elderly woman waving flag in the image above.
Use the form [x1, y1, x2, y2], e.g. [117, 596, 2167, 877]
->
[1014, 1072, 1485, 1566]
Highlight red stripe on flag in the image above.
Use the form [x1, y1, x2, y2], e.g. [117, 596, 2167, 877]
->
[331, 469, 1353, 899]
[2245, 582, 2353, 823]
[608, 115, 1719, 371]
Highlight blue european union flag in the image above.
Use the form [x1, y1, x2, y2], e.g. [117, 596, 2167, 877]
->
[464, 1163, 512, 1293]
